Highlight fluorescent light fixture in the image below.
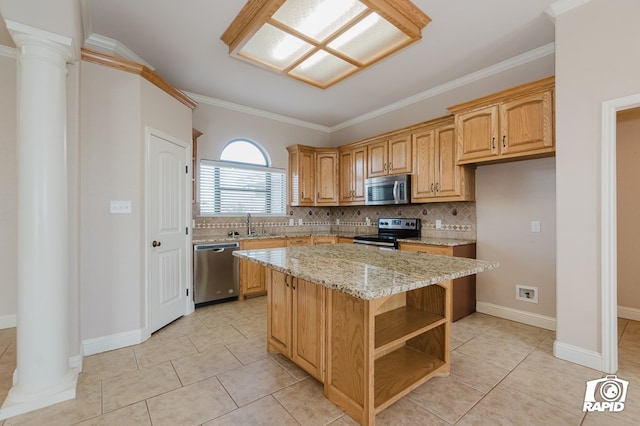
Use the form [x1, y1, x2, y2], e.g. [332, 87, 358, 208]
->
[221, 0, 431, 89]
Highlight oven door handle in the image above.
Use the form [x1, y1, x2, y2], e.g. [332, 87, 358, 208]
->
[353, 239, 396, 248]
[393, 181, 400, 203]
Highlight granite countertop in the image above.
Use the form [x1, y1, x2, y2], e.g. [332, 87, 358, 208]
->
[193, 233, 474, 246]
[233, 244, 497, 300]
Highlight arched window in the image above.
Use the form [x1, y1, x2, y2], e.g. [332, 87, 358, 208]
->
[200, 139, 285, 216]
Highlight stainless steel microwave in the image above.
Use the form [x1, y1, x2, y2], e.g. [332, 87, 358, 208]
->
[365, 174, 411, 206]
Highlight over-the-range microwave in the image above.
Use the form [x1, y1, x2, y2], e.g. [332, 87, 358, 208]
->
[365, 174, 411, 206]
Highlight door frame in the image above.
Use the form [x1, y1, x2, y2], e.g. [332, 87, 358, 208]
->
[143, 126, 193, 339]
[601, 93, 640, 373]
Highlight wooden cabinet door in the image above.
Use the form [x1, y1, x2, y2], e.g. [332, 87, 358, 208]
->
[240, 239, 285, 297]
[311, 236, 337, 245]
[316, 150, 339, 206]
[339, 149, 353, 204]
[411, 128, 437, 202]
[267, 269, 291, 355]
[388, 134, 412, 174]
[456, 105, 499, 163]
[299, 148, 315, 205]
[352, 146, 367, 203]
[434, 125, 460, 199]
[292, 278, 325, 380]
[287, 237, 310, 247]
[500, 89, 553, 156]
[367, 140, 388, 177]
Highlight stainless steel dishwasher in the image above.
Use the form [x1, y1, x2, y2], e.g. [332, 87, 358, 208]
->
[193, 242, 240, 305]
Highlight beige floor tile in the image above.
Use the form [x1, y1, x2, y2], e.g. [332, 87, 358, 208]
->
[4, 378, 101, 426]
[407, 375, 484, 424]
[536, 334, 555, 353]
[500, 364, 587, 415]
[197, 307, 250, 329]
[171, 346, 242, 386]
[80, 346, 138, 384]
[146, 377, 237, 426]
[455, 333, 535, 371]
[101, 362, 181, 413]
[0, 342, 15, 376]
[450, 351, 510, 393]
[328, 415, 359, 425]
[203, 395, 298, 426]
[271, 353, 310, 380]
[153, 314, 210, 341]
[134, 335, 198, 368]
[225, 335, 272, 365]
[74, 401, 151, 426]
[375, 397, 448, 426]
[470, 385, 584, 425]
[273, 378, 343, 425]
[217, 358, 296, 407]
[456, 312, 510, 329]
[187, 327, 246, 353]
[519, 349, 601, 382]
[483, 320, 552, 347]
[450, 320, 487, 343]
[231, 318, 267, 339]
[456, 411, 501, 425]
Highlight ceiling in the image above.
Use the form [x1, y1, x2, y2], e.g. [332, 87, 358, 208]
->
[52, 1, 558, 127]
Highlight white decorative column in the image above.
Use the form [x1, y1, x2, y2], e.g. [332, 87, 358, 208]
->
[0, 21, 78, 420]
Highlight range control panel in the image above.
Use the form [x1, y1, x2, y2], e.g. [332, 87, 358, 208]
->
[377, 218, 421, 231]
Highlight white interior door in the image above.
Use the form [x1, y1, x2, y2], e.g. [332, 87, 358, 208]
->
[148, 132, 188, 333]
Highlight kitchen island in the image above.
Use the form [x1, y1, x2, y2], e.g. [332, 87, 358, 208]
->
[233, 244, 497, 425]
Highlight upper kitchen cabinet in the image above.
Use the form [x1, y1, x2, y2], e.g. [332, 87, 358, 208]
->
[367, 134, 412, 177]
[449, 76, 554, 165]
[287, 145, 339, 207]
[411, 117, 474, 203]
[288, 145, 315, 206]
[315, 148, 339, 206]
[339, 144, 367, 205]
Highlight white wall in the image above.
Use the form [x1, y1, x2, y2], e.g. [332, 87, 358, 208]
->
[617, 108, 640, 312]
[0, 53, 16, 327]
[476, 158, 556, 319]
[555, 0, 640, 355]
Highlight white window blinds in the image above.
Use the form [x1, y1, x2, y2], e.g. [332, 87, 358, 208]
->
[200, 160, 286, 216]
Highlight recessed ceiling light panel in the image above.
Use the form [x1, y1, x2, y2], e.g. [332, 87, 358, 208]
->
[221, 0, 431, 89]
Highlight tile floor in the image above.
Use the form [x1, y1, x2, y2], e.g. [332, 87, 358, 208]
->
[0, 297, 639, 425]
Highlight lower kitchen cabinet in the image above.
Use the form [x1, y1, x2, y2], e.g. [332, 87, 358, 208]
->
[267, 269, 325, 380]
[311, 235, 337, 245]
[337, 237, 353, 244]
[398, 242, 477, 321]
[286, 236, 310, 246]
[239, 238, 285, 299]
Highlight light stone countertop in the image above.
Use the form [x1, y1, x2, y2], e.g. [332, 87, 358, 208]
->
[233, 244, 497, 300]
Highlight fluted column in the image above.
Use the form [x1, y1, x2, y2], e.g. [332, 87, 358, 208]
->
[0, 21, 78, 420]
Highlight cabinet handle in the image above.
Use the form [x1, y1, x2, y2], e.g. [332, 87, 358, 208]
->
[383, 163, 387, 171]
[284, 275, 290, 287]
[435, 183, 439, 192]
[301, 191, 304, 199]
[389, 162, 392, 170]
[502, 135, 506, 148]
[291, 277, 296, 290]
[317, 192, 320, 199]
[491, 137, 495, 149]
[430, 183, 434, 193]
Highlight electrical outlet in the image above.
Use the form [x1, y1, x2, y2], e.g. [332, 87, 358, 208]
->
[110, 200, 132, 214]
[516, 285, 538, 303]
[435, 219, 442, 229]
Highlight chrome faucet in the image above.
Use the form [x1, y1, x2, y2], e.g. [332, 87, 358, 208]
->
[246, 213, 253, 235]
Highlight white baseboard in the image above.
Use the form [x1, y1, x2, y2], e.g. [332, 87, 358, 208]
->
[618, 305, 640, 321]
[82, 328, 147, 356]
[0, 314, 16, 330]
[68, 355, 83, 372]
[476, 301, 556, 331]
[554, 340, 603, 372]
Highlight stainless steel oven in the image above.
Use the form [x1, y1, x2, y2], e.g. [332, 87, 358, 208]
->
[365, 174, 410, 206]
[353, 218, 421, 249]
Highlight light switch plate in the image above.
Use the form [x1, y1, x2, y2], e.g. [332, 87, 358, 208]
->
[531, 221, 541, 233]
[110, 200, 132, 214]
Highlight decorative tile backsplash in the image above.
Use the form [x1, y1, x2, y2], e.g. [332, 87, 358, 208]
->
[193, 202, 476, 240]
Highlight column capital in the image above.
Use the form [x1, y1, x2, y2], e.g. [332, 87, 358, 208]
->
[5, 20, 75, 63]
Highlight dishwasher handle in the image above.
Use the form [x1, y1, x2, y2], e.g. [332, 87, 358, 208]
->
[194, 242, 240, 251]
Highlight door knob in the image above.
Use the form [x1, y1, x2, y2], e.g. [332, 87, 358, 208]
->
[152, 240, 162, 247]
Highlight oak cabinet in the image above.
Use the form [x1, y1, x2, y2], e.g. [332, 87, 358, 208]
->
[311, 235, 337, 245]
[398, 242, 476, 321]
[337, 237, 353, 244]
[315, 149, 339, 206]
[288, 145, 315, 206]
[411, 119, 475, 203]
[267, 269, 325, 381]
[286, 236, 310, 247]
[450, 76, 554, 165]
[367, 134, 412, 178]
[239, 238, 285, 298]
[338, 145, 367, 205]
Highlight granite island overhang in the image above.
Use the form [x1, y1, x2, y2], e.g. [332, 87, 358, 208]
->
[233, 244, 498, 425]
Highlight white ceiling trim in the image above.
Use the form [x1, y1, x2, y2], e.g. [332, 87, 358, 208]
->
[84, 33, 155, 71]
[546, 0, 593, 21]
[330, 42, 556, 132]
[0, 44, 17, 58]
[185, 91, 332, 133]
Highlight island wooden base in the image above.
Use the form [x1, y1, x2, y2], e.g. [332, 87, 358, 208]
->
[265, 267, 451, 425]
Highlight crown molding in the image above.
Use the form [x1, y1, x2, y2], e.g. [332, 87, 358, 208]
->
[330, 42, 556, 131]
[0, 44, 17, 58]
[184, 91, 332, 133]
[545, 0, 593, 21]
[84, 33, 155, 71]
